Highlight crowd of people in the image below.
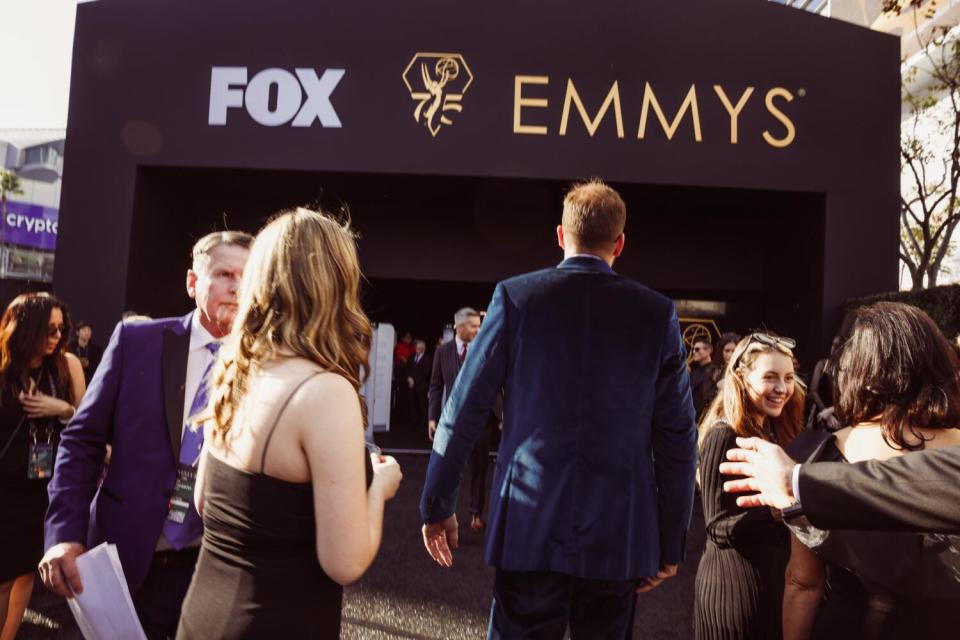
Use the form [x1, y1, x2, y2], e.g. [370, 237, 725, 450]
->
[0, 180, 957, 639]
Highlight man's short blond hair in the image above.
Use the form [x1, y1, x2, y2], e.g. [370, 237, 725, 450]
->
[191, 230, 254, 272]
[561, 179, 626, 251]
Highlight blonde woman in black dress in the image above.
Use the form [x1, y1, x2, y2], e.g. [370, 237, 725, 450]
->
[177, 208, 402, 638]
[694, 334, 805, 639]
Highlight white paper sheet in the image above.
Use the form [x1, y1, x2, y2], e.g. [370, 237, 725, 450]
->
[66, 543, 147, 640]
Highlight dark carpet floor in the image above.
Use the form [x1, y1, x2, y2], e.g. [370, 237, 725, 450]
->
[20, 444, 705, 639]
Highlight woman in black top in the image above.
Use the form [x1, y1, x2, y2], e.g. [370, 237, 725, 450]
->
[695, 333, 805, 640]
[0, 293, 85, 639]
[784, 303, 960, 639]
[177, 209, 403, 639]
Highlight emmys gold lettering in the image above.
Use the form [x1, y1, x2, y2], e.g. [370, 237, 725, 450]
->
[638, 83, 702, 142]
[402, 53, 474, 137]
[514, 76, 549, 135]
[513, 76, 798, 148]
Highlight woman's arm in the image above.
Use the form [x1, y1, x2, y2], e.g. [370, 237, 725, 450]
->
[65, 352, 87, 407]
[783, 533, 825, 640]
[194, 434, 211, 517]
[303, 374, 401, 585]
[700, 426, 783, 546]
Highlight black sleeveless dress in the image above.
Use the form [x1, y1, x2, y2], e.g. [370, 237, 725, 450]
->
[0, 363, 66, 582]
[177, 374, 372, 639]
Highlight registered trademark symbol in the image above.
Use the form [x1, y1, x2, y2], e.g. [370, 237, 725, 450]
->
[798, 88, 806, 97]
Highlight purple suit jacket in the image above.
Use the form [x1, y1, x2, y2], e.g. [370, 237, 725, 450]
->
[45, 313, 192, 591]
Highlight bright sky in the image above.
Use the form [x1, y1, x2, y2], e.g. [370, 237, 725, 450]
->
[0, 0, 79, 129]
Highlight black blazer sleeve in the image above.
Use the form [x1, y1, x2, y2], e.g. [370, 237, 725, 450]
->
[427, 346, 444, 423]
[800, 446, 960, 534]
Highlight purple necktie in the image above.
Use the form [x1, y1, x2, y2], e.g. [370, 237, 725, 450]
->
[161, 341, 219, 549]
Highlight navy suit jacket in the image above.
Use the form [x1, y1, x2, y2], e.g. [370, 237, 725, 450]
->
[45, 314, 192, 591]
[419, 257, 697, 581]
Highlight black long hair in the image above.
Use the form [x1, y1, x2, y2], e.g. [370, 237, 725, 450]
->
[832, 302, 960, 451]
[0, 292, 71, 395]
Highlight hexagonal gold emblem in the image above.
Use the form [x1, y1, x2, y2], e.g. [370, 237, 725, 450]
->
[402, 53, 474, 137]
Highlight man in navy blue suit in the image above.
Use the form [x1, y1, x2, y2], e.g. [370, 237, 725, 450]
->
[39, 231, 252, 639]
[420, 180, 697, 639]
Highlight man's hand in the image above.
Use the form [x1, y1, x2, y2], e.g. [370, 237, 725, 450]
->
[407, 377, 415, 389]
[719, 437, 798, 510]
[38, 542, 86, 597]
[637, 563, 678, 593]
[428, 420, 437, 441]
[422, 515, 458, 568]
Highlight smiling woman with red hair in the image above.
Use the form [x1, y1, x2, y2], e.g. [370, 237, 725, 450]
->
[694, 333, 806, 640]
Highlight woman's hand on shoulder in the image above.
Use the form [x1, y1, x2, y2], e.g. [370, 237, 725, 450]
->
[370, 454, 402, 501]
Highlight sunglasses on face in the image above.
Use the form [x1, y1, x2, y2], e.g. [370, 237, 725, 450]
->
[47, 325, 65, 338]
[732, 333, 796, 368]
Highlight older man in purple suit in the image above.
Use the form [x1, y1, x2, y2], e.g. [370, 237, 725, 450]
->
[39, 230, 252, 639]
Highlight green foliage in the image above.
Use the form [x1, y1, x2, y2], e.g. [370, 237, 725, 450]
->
[0, 169, 22, 201]
[845, 284, 960, 339]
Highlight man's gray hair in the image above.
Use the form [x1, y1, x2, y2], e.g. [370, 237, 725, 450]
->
[454, 307, 480, 327]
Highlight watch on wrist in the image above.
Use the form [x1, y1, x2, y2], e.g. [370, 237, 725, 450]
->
[780, 500, 806, 525]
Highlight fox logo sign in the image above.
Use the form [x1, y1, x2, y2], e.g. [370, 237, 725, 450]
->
[208, 67, 345, 127]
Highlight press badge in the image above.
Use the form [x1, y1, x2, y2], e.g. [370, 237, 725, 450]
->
[166, 464, 197, 523]
[27, 442, 54, 479]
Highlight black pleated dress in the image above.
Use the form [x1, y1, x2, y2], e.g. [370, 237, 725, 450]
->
[694, 424, 790, 640]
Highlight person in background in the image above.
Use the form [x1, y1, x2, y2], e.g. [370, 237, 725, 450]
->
[689, 337, 716, 420]
[405, 339, 432, 431]
[40, 230, 253, 639]
[694, 333, 804, 640]
[394, 331, 413, 368]
[177, 208, 402, 638]
[427, 308, 501, 531]
[0, 293, 85, 640]
[782, 303, 960, 640]
[712, 332, 741, 381]
[805, 336, 842, 432]
[68, 321, 103, 384]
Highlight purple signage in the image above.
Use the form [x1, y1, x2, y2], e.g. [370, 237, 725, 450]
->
[2, 200, 59, 250]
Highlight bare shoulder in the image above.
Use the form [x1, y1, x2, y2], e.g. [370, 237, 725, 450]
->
[285, 369, 362, 430]
[63, 351, 82, 367]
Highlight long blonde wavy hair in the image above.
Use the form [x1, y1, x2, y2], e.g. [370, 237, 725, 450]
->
[210, 207, 372, 442]
[699, 335, 805, 449]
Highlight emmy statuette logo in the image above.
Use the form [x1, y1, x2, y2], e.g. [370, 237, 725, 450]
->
[402, 53, 474, 136]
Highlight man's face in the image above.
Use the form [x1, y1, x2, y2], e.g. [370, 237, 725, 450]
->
[692, 341, 713, 366]
[187, 244, 250, 338]
[456, 316, 481, 343]
[78, 326, 92, 342]
[415, 341, 426, 354]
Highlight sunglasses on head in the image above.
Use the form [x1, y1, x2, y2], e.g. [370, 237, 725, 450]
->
[732, 333, 796, 368]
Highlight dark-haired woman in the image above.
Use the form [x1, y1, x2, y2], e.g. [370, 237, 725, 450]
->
[0, 293, 85, 640]
[712, 332, 741, 379]
[695, 333, 805, 640]
[784, 302, 960, 640]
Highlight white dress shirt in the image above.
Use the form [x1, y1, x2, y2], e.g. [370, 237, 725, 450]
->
[182, 312, 219, 433]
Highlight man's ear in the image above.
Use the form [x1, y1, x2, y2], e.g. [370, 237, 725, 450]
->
[186, 270, 198, 300]
[612, 233, 625, 257]
[556, 225, 565, 250]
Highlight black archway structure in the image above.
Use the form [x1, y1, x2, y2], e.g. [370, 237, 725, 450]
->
[56, 0, 899, 362]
